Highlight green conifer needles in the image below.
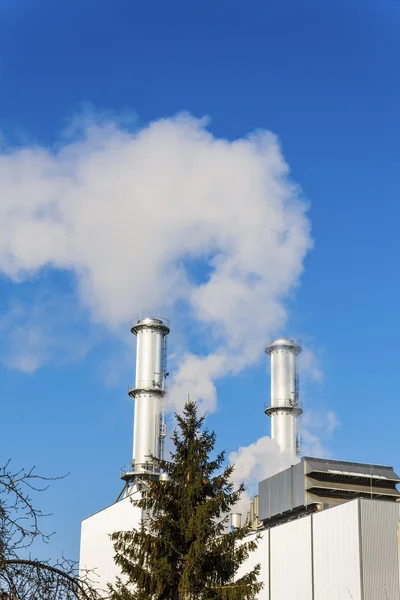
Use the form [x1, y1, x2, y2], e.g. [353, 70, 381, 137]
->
[109, 401, 262, 600]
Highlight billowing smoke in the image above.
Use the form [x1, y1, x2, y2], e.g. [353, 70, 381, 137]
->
[0, 112, 311, 405]
[229, 406, 339, 518]
[0, 111, 316, 500]
[229, 436, 299, 518]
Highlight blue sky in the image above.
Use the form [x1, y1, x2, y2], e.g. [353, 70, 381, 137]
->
[0, 0, 399, 561]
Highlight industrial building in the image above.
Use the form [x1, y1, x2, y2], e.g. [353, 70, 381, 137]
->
[79, 318, 400, 599]
[236, 498, 400, 600]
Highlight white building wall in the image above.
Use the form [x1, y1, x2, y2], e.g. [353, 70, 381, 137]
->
[79, 494, 142, 597]
[270, 515, 313, 600]
[313, 500, 362, 600]
[360, 499, 400, 600]
[235, 530, 269, 600]
[80, 496, 400, 600]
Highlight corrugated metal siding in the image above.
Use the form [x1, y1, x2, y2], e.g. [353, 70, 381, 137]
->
[271, 468, 292, 516]
[253, 496, 400, 599]
[270, 515, 313, 600]
[258, 477, 270, 521]
[258, 463, 305, 521]
[293, 460, 305, 509]
[313, 499, 362, 600]
[360, 499, 400, 600]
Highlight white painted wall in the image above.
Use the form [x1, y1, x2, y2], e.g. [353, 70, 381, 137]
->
[236, 530, 269, 600]
[79, 494, 142, 597]
[270, 515, 313, 599]
[80, 497, 400, 600]
[313, 500, 362, 600]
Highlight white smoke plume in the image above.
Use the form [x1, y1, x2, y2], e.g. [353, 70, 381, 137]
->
[0, 111, 312, 413]
[229, 437, 299, 518]
[229, 406, 340, 519]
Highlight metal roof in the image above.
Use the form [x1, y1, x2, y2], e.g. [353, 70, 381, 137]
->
[303, 457, 400, 482]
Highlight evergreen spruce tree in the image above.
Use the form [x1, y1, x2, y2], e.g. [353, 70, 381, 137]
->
[109, 401, 262, 600]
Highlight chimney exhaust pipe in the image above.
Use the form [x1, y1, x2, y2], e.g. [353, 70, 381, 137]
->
[264, 338, 302, 456]
[126, 317, 170, 480]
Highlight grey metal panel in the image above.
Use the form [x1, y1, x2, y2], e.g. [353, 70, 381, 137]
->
[270, 469, 292, 516]
[284, 467, 293, 512]
[259, 462, 307, 521]
[272, 473, 282, 516]
[258, 477, 270, 521]
[270, 472, 282, 517]
[292, 460, 305, 509]
[359, 499, 400, 600]
[313, 499, 362, 600]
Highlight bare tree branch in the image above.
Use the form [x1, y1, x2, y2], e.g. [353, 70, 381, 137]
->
[0, 461, 101, 600]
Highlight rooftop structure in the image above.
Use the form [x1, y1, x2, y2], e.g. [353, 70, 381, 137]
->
[258, 456, 400, 526]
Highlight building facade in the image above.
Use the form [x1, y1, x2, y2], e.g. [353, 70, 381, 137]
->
[237, 498, 400, 600]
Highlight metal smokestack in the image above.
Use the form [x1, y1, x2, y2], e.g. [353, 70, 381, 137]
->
[121, 317, 170, 481]
[230, 513, 242, 530]
[264, 338, 302, 456]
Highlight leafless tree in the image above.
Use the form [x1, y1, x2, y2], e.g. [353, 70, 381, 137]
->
[0, 460, 100, 599]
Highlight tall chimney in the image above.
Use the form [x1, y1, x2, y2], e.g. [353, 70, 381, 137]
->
[264, 338, 302, 455]
[121, 317, 170, 482]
